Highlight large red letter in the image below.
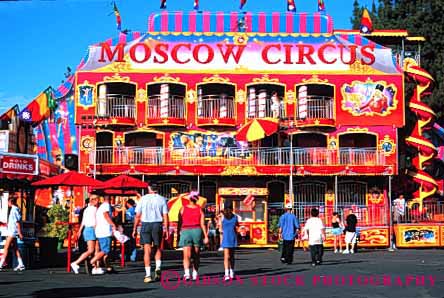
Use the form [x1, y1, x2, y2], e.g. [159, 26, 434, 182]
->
[339, 44, 357, 65]
[153, 43, 169, 64]
[171, 43, 191, 64]
[318, 44, 337, 64]
[296, 44, 316, 64]
[99, 43, 125, 62]
[262, 44, 282, 64]
[193, 44, 215, 64]
[360, 45, 376, 65]
[283, 44, 293, 65]
[216, 44, 246, 64]
[129, 42, 152, 63]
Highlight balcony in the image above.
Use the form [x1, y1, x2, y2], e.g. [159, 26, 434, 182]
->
[296, 95, 334, 127]
[147, 95, 185, 126]
[247, 96, 286, 119]
[96, 94, 136, 124]
[197, 94, 235, 126]
[90, 146, 387, 170]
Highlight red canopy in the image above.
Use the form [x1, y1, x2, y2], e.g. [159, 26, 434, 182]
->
[32, 171, 104, 188]
[102, 189, 139, 196]
[99, 174, 148, 190]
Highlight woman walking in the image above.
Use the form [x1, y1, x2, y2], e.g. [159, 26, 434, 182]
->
[221, 205, 238, 281]
[178, 192, 208, 281]
[207, 214, 217, 251]
[331, 212, 344, 253]
[71, 194, 98, 274]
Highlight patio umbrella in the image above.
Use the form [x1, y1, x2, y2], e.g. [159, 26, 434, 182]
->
[236, 118, 279, 142]
[32, 171, 104, 188]
[167, 193, 207, 222]
[99, 174, 148, 190]
[101, 189, 139, 196]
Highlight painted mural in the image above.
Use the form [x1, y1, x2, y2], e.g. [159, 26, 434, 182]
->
[341, 80, 397, 116]
[35, 90, 78, 163]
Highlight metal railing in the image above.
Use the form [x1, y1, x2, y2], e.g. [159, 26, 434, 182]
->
[147, 95, 185, 119]
[296, 96, 333, 120]
[247, 97, 286, 119]
[198, 95, 235, 119]
[394, 202, 444, 223]
[96, 94, 136, 119]
[91, 146, 386, 167]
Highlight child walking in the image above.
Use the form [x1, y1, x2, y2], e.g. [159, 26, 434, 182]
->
[303, 208, 325, 267]
[221, 204, 238, 281]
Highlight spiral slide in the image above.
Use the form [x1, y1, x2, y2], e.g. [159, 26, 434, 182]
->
[404, 59, 438, 210]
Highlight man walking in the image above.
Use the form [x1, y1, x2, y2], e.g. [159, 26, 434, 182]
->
[343, 209, 358, 254]
[303, 208, 325, 267]
[278, 204, 299, 265]
[0, 197, 25, 271]
[133, 185, 169, 283]
[90, 195, 116, 274]
[124, 199, 137, 262]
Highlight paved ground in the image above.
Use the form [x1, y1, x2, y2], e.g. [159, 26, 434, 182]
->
[1, 249, 444, 298]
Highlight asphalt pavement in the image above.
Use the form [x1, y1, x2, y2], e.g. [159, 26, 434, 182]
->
[1, 249, 443, 298]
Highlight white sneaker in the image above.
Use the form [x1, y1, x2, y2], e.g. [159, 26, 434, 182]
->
[229, 270, 234, 279]
[334, 249, 338, 253]
[192, 271, 198, 281]
[350, 249, 354, 254]
[92, 267, 105, 275]
[343, 250, 350, 254]
[224, 275, 231, 281]
[183, 274, 191, 281]
[218, 247, 224, 251]
[13, 265, 25, 272]
[71, 263, 80, 274]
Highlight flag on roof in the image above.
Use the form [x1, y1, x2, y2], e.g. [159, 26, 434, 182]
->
[160, 0, 166, 9]
[287, 0, 296, 12]
[360, 8, 373, 34]
[193, 0, 199, 10]
[318, 0, 325, 12]
[114, 2, 122, 31]
[19, 88, 52, 124]
[0, 105, 19, 121]
[240, 0, 247, 9]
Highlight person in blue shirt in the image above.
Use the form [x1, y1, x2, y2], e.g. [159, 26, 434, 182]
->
[278, 204, 300, 265]
[124, 199, 137, 262]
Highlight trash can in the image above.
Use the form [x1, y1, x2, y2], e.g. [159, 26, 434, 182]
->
[38, 237, 58, 267]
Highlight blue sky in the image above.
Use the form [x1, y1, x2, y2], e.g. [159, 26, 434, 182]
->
[0, 0, 373, 114]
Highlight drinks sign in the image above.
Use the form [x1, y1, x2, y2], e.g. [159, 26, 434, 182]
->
[0, 153, 38, 175]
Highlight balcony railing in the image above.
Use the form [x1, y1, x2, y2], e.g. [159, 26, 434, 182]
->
[147, 95, 185, 119]
[198, 95, 235, 119]
[247, 97, 285, 119]
[91, 146, 386, 167]
[296, 96, 333, 120]
[96, 94, 136, 119]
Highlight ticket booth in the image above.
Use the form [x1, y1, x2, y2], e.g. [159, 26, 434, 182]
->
[217, 187, 268, 246]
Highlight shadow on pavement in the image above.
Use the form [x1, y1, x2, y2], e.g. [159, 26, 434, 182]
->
[32, 287, 151, 298]
[0, 280, 42, 286]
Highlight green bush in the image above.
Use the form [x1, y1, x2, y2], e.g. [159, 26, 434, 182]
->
[46, 204, 70, 240]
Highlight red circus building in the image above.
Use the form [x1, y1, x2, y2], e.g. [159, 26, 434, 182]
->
[67, 11, 438, 248]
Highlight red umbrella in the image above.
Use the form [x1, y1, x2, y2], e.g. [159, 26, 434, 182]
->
[99, 174, 148, 190]
[102, 189, 139, 196]
[236, 118, 279, 142]
[32, 171, 104, 187]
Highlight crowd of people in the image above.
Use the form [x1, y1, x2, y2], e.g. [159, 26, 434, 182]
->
[0, 186, 361, 279]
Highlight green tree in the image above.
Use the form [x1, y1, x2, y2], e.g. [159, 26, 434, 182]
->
[350, 0, 444, 116]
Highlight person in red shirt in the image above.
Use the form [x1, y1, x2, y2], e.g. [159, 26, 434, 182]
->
[178, 192, 208, 281]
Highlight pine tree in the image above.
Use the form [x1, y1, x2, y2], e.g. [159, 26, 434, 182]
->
[350, 0, 444, 116]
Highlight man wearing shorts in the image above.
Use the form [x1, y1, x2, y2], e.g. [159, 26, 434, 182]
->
[90, 196, 116, 274]
[133, 185, 169, 283]
[0, 197, 24, 271]
[343, 209, 358, 254]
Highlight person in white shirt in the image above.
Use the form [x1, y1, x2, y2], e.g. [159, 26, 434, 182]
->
[71, 194, 98, 274]
[0, 197, 24, 271]
[303, 208, 326, 267]
[393, 194, 406, 223]
[90, 196, 116, 275]
[133, 184, 169, 283]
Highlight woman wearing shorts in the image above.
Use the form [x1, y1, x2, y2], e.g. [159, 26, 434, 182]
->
[331, 212, 344, 253]
[71, 195, 98, 274]
[178, 193, 208, 281]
